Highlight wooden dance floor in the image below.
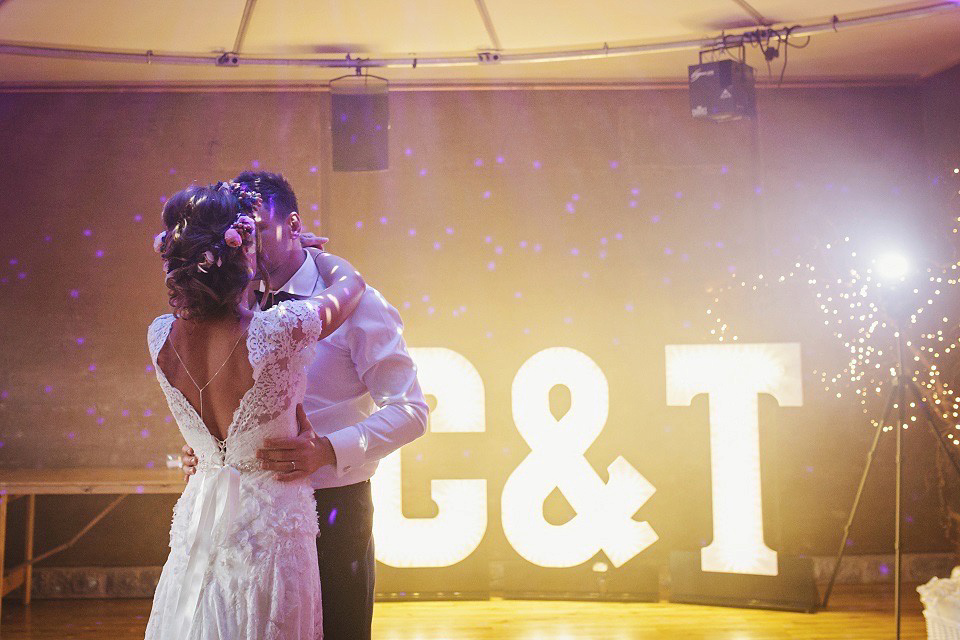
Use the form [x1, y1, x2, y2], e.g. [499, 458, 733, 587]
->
[0, 584, 927, 639]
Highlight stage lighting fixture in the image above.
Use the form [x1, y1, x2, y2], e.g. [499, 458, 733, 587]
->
[875, 252, 910, 281]
[688, 57, 756, 122]
[329, 71, 389, 172]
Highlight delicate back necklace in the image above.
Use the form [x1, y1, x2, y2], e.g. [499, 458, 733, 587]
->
[167, 324, 247, 427]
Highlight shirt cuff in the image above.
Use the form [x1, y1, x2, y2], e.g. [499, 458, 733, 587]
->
[324, 425, 367, 477]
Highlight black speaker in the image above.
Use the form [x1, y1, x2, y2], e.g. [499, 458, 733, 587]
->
[688, 59, 756, 122]
[669, 551, 819, 612]
[330, 75, 389, 172]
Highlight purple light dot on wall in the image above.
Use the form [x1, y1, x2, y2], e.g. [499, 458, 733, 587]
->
[494, 246, 503, 255]
[565, 203, 575, 214]
[523, 328, 531, 335]
[143, 409, 152, 417]
[582, 271, 590, 279]
[86, 407, 95, 416]
[402, 301, 411, 309]
[160, 196, 167, 204]
[9, 258, 17, 265]
[599, 250, 607, 259]
[533, 243, 542, 252]
[43, 385, 53, 394]
[615, 232, 623, 240]
[906, 515, 914, 524]
[681, 253, 690, 262]
[88, 364, 96, 372]
[312, 220, 320, 227]
[0, 390, 8, 399]
[674, 191, 683, 199]
[67, 432, 76, 439]
[427, 307, 435, 315]
[721, 165, 729, 174]
[564, 317, 573, 324]
[168, 168, 177, 175]
[70, 290, 79, 299]
[651, 215, 660, 223]
[97, 417, 105, 425]
[134, 214, 143, 222]
[532, 160, 541, 169]
[83, 229, 92, 237]
[164, 416, 172, 423]
[95, 250, 104, 258]
[0, 442, 4, 448]
[879, 563, 890, 575]
[631, 188, 639, 195]
[754, 186, 763, 195]
[145, 461, 155, 469]
[121, 409, 130, 417]
[806, 466, 814, 473]
[43, 235, 51, 243]
[419, 168, 427, 176]
[328, 508, 338, 525]
[140, 429, 150, 438]
[727, 265, 737, 273]
[600, 237, 608, 245]
[408, 228, 416, 237]
[514, 291, 522, 299]
[682, 320, 691, 329]
[445, 227, 454, 235]
[404, 148, 413, 157]
[252, 160, 260, 168]
[482, 190, 491, 199]
[459, 305, 466, 312]
[716, 241, 725, 249]
[145, 364, 153, 372]
[484, 236, 492, 244]
[474, 158, 483, 167]
[135, 485, 145, 494]
[496, 155, 504, 164]
[664, 248, 673, 255]
[433, 242, 441, 250]
[712, 202, 722, 210]
[519, 240, 528, 248]
[610, 161, 619, 169]
[452, 309, 459, 317]
[486, 331, 493, 339]
[355, 220, 363, 229]
[421, 294, 430, 302]
[571, 194, 580, 201]
[487, 261, 496, 271]
[626, 303, 635, 312]
[309, 166, 318, 173]
[310, 204, 319, 211]
[629, 200, 637, 208]
[379, 217, 388, 225]
[571, 248, 580, 256]
[17, 272, 27, 280]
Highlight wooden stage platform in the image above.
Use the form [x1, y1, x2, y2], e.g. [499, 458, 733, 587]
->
[0, 584, 929, 639]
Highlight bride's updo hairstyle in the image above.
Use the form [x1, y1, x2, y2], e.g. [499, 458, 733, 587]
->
[154, 182, 262, 320]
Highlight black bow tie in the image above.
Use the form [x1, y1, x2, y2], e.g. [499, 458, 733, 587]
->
[256, 290, 301, 310]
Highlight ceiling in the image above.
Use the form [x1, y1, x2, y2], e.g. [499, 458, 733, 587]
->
[1, 0, 959, 87]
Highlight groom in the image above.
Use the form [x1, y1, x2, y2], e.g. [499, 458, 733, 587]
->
[180, 171, 428, 639]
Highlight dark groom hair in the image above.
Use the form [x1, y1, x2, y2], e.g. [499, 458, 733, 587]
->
[233, 171, 299, 221]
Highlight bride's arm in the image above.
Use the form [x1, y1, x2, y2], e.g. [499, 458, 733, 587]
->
[311, 251, 366, 340]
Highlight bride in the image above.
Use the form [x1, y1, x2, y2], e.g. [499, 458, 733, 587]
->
[143, 181, 365, 639]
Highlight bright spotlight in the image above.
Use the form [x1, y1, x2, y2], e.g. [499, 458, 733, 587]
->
[875, 253, 909, 280]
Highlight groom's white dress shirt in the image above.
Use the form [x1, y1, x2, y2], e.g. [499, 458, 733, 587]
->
[278, 247, 428, 489]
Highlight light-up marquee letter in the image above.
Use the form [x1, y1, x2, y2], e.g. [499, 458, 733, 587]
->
[372, 348, 487, 567]
[665, 343, 802, 576]
[502, 347, 658, 568]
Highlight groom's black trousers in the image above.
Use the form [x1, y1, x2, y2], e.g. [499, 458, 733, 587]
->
[314, 480, 375, 640]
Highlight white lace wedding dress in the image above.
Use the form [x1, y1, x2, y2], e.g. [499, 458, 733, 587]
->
[144, 301, 325, 640]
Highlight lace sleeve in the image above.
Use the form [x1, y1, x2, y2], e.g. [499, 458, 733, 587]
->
[248, 300, 325, 369]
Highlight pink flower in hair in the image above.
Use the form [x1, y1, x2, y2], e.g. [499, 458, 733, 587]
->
[224, 228, 243, 247]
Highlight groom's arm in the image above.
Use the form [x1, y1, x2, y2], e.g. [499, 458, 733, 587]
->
[323, 289, 429, 476]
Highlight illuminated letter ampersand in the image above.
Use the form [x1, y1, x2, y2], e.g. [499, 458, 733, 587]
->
[501, 347, 658, 568]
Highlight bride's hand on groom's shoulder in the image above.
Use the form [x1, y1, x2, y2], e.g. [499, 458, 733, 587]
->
[299, 232, 328, 250]
[256, 404, 336, 482]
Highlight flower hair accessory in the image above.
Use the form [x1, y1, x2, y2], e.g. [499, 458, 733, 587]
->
[152, 231, 167, 254]
[225, 213, 257, 250]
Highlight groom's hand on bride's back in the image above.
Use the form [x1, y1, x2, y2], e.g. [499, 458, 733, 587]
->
[256, 404, 337, 482]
